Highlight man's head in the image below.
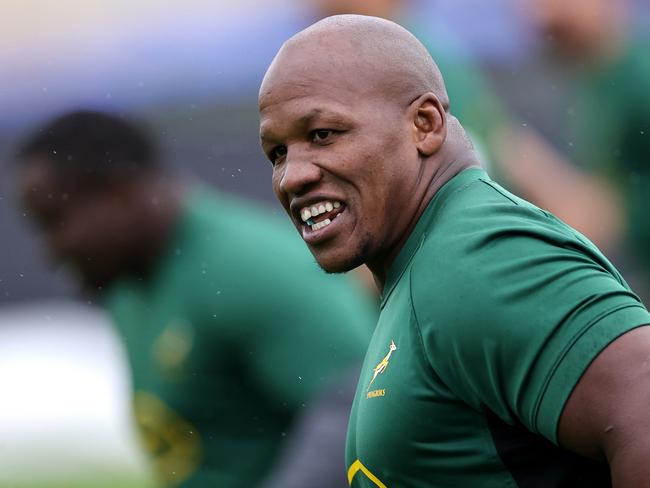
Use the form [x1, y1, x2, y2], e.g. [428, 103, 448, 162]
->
[16, 110, 172, 289]
[259, 15, 466, 277]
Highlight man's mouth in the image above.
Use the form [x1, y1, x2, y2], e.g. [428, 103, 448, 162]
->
[299, 200, 343, 231]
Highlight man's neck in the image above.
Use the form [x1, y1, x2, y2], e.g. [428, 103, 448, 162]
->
[369, 121, 481, 291]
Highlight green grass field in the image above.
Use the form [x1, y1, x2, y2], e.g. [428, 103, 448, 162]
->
[0, 440, 157, 488]
[14, 479, 154, 488]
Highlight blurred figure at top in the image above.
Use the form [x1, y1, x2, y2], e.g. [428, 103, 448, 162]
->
[491, 0, 650, 300]
[14, 110, 376, 488]
[530, 0, 630, 60]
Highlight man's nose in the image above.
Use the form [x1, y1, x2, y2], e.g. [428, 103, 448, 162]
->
[277, 147, 323, 196]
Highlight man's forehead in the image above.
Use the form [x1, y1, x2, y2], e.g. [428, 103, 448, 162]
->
[261, 34, 373, 97]
[260, 65, 365, 119]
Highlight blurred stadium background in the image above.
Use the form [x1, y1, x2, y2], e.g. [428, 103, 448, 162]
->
[1, 0, 649, 486]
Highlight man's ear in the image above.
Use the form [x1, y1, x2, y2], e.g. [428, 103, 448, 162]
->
[411, 93, 446, 157]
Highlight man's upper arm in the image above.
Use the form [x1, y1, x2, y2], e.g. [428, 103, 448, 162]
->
[559, 325, 650, 487]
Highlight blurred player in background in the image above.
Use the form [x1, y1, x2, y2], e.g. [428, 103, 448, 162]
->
[492, 0, 650, 300]
[259, 15, 650, 486]
[14, 110, 376, 488]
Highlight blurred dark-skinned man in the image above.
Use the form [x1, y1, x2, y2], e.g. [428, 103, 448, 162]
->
[15, 110, 376, 488]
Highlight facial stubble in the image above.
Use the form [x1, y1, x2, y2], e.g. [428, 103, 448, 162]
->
[316, 232, 373, 275]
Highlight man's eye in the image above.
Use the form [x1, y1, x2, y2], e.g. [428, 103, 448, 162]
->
[312, 129, 333, 143]
[270, 145, 287, 164]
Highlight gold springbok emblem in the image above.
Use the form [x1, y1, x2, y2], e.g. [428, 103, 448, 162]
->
[368, 340, 397, 389]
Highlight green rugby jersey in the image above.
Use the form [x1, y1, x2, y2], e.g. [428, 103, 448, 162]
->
[104, 189, 376, 488]
[345, 168, 650, 487]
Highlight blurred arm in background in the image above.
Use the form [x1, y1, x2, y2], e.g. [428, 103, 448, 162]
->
[486, 0, 650, 284]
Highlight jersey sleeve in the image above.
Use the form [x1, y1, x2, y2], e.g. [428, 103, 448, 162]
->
[411, 197, 650, 445]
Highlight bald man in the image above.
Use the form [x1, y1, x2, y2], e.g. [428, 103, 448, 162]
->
[258, 15, 650, 487]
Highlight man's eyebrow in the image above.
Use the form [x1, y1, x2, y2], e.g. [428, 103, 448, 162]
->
[260, 108, 343, 143]
[296, 109, 324, 126]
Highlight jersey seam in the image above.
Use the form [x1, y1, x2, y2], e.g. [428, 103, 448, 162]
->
[409, 268, 521, 488]
[408, 268, 443, 382]
[401, 177, 484, 377]
[478, 179, 607, 254]
[478, 413, 521, 488]
[478, 178, 521, 206]
[436, 178, 485, 217]
[532, 303, 647, 433]
[381, 178, 485, 308]
[381, 236, 425, 309]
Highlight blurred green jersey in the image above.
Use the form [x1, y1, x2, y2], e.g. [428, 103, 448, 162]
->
[105, 189, 376, 488]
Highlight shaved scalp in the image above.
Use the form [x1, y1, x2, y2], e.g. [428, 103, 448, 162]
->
[260, 14, 450, 111]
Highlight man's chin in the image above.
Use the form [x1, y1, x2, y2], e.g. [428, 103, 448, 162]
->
[312, 247, 368, 275]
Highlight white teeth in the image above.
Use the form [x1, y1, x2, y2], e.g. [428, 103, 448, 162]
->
[311, 218, 331, 231]
[300, 201, 343, 222]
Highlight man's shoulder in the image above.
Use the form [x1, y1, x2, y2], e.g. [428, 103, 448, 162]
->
[414, 175, 577, 266]
[407, 175, 608, 334]
[432, 175, 554, 231]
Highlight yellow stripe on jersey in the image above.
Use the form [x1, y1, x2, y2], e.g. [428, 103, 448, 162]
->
[347, 459, 387, 487]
